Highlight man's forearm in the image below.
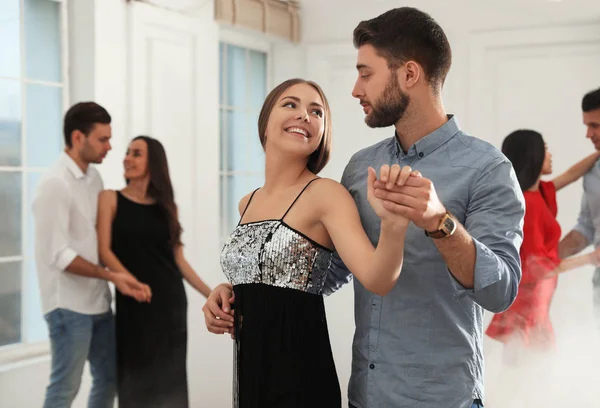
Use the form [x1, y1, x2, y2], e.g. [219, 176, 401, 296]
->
[65, 256, 113, 281]
[432, 223, 476, 288]
[559, 230, 590, 258]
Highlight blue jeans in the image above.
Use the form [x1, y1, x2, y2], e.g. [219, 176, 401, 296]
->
[43, 308, 116, 408]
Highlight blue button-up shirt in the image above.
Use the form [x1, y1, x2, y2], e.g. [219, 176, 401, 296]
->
[324, 116, 525, 408]
[574, 159, 600, 247]
[573, 159, 600, 282]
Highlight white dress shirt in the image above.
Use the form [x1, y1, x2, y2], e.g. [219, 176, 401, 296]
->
[32, 152, 111, 315]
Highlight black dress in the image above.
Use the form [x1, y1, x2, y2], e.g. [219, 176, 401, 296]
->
[112, 191, 188, 408]
[220, 179, 342, 408]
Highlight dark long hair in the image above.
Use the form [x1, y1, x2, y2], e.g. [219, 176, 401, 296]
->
[501, 129, 545, 191]
[129, 136, 183, 247]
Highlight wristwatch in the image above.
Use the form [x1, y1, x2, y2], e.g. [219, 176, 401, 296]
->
[425, 211, 457, 239]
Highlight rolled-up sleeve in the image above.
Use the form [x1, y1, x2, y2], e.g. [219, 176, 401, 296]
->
[323, 253, 353, 297]
[573, 192, 595, 245]
[32, 177, 78, 271]
[450, 158, 525, 313]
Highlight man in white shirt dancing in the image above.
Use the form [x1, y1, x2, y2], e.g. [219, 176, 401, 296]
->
[33, 102, 150, 408]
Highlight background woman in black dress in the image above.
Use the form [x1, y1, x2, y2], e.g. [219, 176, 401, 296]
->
[97, 136, 211, 408]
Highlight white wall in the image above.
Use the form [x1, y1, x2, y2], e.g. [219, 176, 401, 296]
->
[302, 2, 600, 406]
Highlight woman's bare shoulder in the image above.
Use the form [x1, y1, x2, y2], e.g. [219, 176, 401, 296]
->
[311, 178, 350, 196]
[307, 178, 354, 211]
[238, 191, 257, 216]
[98, 189, 118, 207]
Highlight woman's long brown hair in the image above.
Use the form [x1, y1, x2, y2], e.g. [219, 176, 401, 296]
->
[129, 136, 183, 248]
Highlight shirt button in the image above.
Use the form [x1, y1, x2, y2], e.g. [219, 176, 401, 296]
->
[369, 364, 375, 369]
[418, 152, 424, 158]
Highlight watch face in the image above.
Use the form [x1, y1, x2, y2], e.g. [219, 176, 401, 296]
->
[426, 213, 456, 238]
[442, 216, 456, 233]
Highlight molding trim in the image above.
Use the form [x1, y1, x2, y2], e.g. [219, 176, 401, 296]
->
[133, 0, 211, 11]
[215, 0, 300, 43]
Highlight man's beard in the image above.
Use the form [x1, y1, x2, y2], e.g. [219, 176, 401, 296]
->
[365, 74, 410, 128]
[80, 140, 102, 164]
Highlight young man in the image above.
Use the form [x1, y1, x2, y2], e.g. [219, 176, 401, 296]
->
[204, 8, 525, 408]
[33, 102, 151, 408]
[559, 87, 600, 329]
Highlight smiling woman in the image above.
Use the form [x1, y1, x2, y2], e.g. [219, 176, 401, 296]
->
[257, 78, 332, 174]
[205, 77, 413, 408]
[97, 135, 212, 408]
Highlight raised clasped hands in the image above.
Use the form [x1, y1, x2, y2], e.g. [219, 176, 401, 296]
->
[369, 164, 446, 232]
[367, 164, 415, 230]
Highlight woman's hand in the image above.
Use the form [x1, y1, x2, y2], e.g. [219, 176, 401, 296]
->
[367, 164, 417, 229]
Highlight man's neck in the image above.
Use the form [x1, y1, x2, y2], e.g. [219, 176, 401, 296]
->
[65, 149, 89, 174]
[394, 98, 448, 152]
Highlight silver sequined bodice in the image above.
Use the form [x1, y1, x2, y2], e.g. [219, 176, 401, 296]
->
[220, 220, 333, 295]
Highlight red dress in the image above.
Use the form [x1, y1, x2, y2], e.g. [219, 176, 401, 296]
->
[486, 181, 561, 349]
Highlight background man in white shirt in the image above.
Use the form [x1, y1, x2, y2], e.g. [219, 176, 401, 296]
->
[32, 102, 151, 408]
[559, 88, 600, 330]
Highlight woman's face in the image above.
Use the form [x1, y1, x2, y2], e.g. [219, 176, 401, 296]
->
[263, 83, 326, 160]
[541, 142, 553, 175]
[124, 139, 149, 180]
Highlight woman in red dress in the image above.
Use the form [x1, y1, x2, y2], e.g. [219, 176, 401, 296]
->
[486, 129, 600, 353]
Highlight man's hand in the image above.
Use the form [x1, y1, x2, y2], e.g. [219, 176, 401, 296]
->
[202, 283, 235, 335]
[373, 171, 446, 232]
[590, 247, 600, 266]
[111, 272, 152, 303]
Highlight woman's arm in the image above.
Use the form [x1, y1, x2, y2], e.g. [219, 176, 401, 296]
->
[552, 152, 600, 191]
[97, 190, 151, 301]
[317, 167, 411, 296]
[175, 245, 212, 298]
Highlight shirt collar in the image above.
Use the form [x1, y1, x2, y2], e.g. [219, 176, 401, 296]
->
[392, 114, 460, 158]
[61, 151, 87, 180]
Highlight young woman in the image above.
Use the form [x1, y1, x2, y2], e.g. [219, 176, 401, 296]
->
[486, 129, 600, 355]
[212, 78, 414, 407]
[97, 136, 211, 408]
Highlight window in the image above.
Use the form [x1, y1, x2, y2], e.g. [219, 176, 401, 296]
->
[0, 0, 67, 349]
[219, 41, 269, 240]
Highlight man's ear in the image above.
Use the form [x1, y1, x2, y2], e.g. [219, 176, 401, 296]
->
[71, 129, 81, 146]
[401, 61, 421, 89]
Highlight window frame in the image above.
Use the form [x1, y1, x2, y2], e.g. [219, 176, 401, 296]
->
[0, 0, 70, 366]
[218, 27, 272, 242]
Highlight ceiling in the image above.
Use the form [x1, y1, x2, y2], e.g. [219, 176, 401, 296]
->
[299, 0, 600, 42]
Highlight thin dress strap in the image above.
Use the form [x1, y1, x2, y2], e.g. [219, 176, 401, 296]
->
[238, 188, 260, 226]
[281, 178, 320, 221]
